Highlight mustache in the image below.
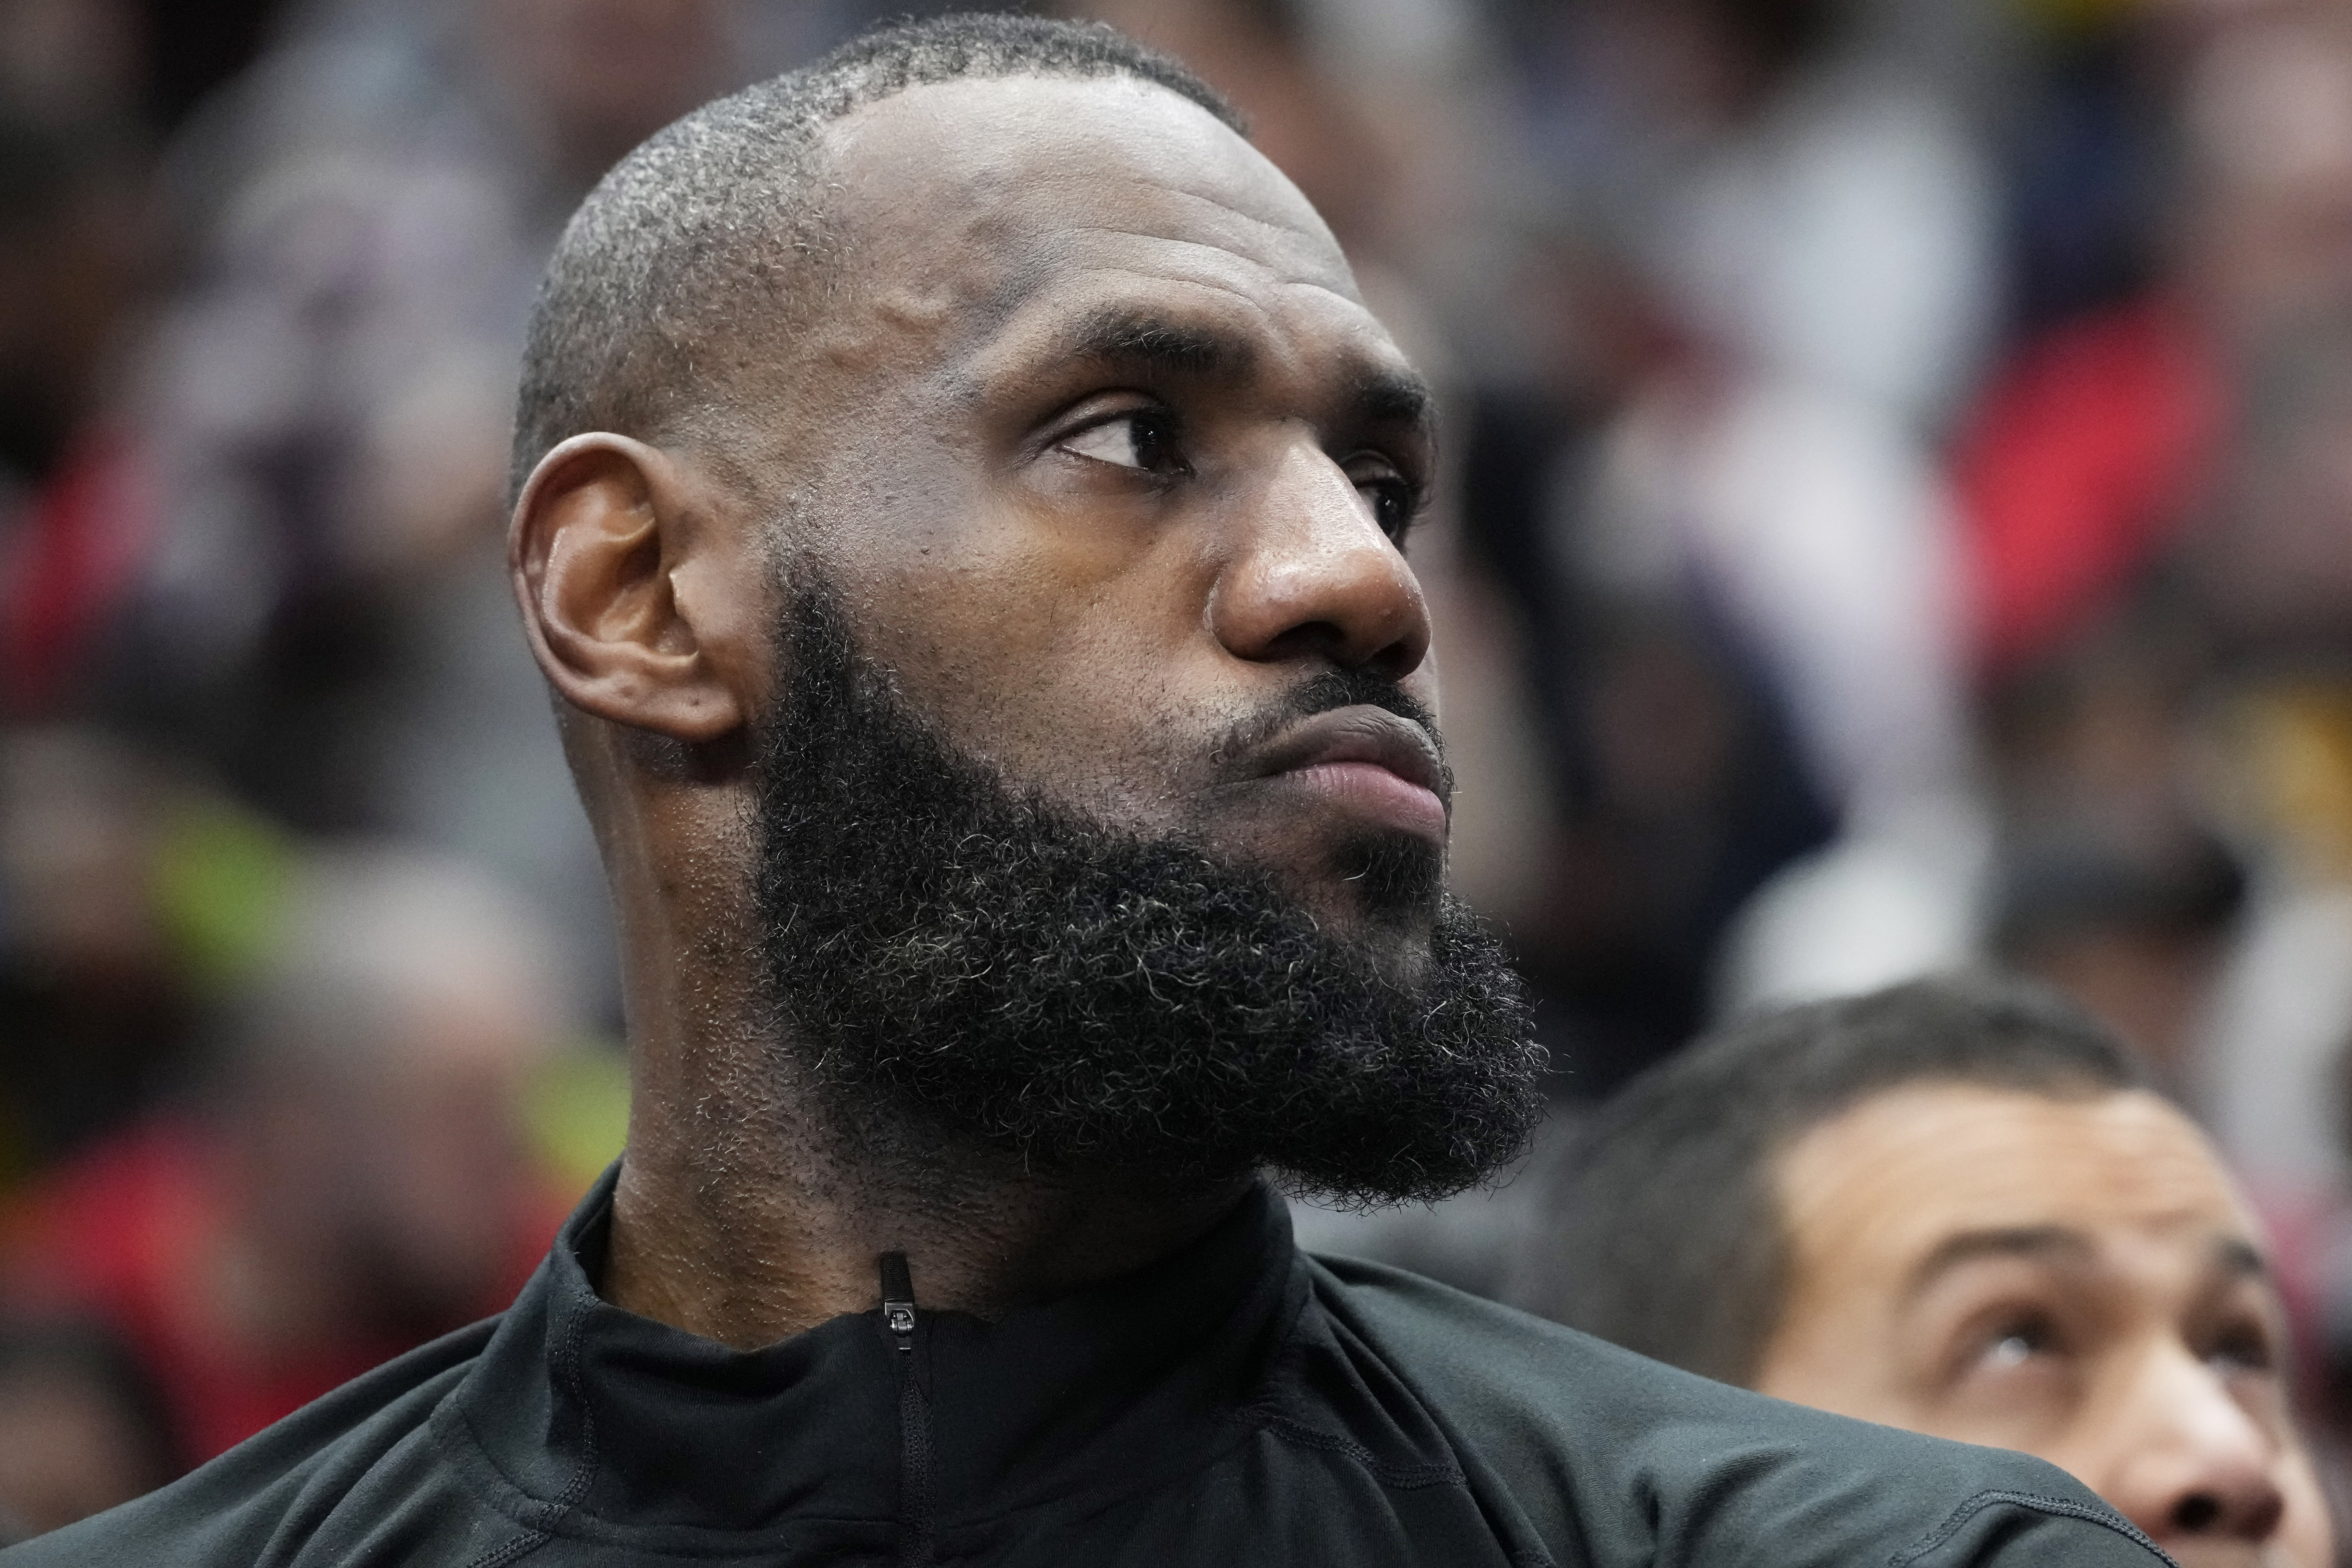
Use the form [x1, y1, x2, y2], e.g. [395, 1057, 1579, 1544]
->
[1211, 668, 1450, 794]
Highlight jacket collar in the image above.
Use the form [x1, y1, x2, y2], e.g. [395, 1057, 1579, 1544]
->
[448, 1163, 1305, 1533]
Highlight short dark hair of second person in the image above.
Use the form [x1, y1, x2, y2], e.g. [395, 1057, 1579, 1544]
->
[1512, 973, 2140, 1383]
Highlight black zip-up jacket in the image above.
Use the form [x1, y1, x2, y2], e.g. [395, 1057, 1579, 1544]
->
[4, 1170, 2171, 1567]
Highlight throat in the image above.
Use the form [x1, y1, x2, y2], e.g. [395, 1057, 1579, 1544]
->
[598, 1126, 1255, 1350]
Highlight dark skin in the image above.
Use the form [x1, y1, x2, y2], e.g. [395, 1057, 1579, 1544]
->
[508, 76, 1444, 1350]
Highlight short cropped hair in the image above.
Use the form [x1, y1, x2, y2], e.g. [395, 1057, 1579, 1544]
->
[510, 14, 1240, 500]
[1514, 973, 2144, 1385]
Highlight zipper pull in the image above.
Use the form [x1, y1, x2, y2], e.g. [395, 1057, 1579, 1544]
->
[878, 1250, 933, 1566]
[880, 1250, 916, 1354]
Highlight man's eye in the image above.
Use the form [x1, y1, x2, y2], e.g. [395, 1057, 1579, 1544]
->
[1060, 411, 1182, 474]
[1361, 477, 1418, 542]
[1342, 455, 1422, 543]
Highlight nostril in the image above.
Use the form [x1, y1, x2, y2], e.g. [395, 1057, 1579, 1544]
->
[2173, 1494, 2222, 1533]
[1258, 620, 1350, 665]
[2161, 1479, 2284, 1539]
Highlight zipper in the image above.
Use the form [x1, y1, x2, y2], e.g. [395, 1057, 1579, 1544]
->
[880, 1251, 935, 1568]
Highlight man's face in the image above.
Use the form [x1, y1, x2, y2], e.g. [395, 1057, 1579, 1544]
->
[1754, 1085, 2331, 1568]
[747, 75, 1444, 965]
[705, 74, 1541, 1202]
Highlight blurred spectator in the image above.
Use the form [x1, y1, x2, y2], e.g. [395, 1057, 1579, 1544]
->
[0, 845, 574, 1465]
[2201, 682, 2352, 1176]
[1957, 2, 2352, 682]
[0, 0, 290, 137]
[1999, 0, 2170, 335]
[0, 101, 159, 717]
[1453, 229, 1983, 1082]
[0, 1318, 176, 1541]
[1621, 368, 1984, 1017]
[0, 727, 197, 1174]
[1518, 975, 2335, 1566]
[106, 0, 803, 1026]
[2181, 308, 2352, 661]
[1493, 0, 2001, 429]
[1988, 810, 2245, 1091]
[2178, 308, 2352, 1204]
[1413, 0, 2009, 1085]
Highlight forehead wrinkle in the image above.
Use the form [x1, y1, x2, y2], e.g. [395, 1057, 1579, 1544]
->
[1070, 214, 1344, 295]
[823, 86, 1337, 312]
[852, 159, 1371, 401]
[1128, 172, 1326, 230]
[1066, 232, 1359, 308]
[1076, 155, 1343, 261]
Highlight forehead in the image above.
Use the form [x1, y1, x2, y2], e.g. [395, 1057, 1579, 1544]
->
[1773, 1086, 2256, 1282]
[810, 74, 1384, 378]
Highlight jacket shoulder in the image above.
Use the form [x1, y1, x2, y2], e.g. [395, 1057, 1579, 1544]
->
[0, 1318, 525, 1567]
[1306, 1253, 2173, 1568]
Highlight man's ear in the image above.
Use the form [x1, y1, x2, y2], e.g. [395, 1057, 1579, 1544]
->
[510, 434, 746, 745]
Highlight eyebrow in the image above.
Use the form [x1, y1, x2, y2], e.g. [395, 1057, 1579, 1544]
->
[1351, 366, 1434, 437]
[1900, 1226, 2272, 1302]
[1902, 1226, 2095, 1302]
[1040, 306, 1435, 441]
[1055, 306, 1246, 379]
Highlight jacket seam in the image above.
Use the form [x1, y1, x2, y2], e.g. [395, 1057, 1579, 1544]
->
[1258, 1410, 1464, 1490]
[423, 1409, 557, 1567]
[449, 1286, 603, 1568]
[1889, 1489, 2172, 1566]
[457, 1531, 551, 1568]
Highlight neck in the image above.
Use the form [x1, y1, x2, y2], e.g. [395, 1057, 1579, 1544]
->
[596, 789, 1249, 1348]
[605, 1097, 1252, 1349]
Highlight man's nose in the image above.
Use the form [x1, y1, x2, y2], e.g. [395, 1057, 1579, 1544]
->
[1206, 437, 1431, 680]
[2096, 1347, 2288, 1547]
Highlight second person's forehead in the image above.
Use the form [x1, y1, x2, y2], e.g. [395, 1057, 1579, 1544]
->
[1783, 1088, 2252, 1251]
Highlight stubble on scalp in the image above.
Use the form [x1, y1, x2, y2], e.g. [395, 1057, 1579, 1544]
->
[509, 17, 1250, 507]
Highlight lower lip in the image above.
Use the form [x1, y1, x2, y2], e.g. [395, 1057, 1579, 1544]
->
[1278, 760, 1448, 841]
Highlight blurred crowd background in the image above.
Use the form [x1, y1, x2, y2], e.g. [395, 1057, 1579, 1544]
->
[4, 0, 2352, 1543]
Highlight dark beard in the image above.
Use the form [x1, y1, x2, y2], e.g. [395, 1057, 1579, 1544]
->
[749, 580, 1545, 1207]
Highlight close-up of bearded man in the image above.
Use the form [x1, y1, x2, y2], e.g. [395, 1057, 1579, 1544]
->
[8, 15, 2181, 1568]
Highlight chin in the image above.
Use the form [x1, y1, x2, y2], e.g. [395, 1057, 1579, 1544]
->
[1318, 826, 1446, 926]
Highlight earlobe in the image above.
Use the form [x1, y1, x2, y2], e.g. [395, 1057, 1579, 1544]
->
[510, 434, 746, 745]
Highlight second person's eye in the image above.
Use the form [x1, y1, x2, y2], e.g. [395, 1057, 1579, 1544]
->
[1979, 1313, 2060, 1371]
[1060, 410, 1184, 475]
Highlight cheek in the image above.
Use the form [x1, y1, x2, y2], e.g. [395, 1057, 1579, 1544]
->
[1918, 1357, 2089, 1456]
[2277, 1448, 2335, 1568]
[1750, 1282, 1907, 1420]
[837, 514, 1229, 800]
